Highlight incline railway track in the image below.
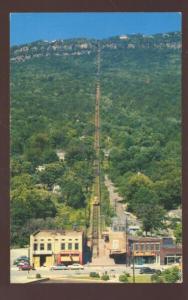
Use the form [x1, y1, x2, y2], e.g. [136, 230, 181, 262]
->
[91, 42, 101, 258]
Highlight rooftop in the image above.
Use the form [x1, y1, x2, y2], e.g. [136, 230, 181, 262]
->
[32, 229, 83, 238]
[129, 236, 161, 242]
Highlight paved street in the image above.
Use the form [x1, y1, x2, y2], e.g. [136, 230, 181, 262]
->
[10, 248, 141, 283]
[104, 175, 139, 226]
[11, 264, 140, 283]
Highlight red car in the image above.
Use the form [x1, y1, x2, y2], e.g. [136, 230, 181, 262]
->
[18, 263, 34, 271]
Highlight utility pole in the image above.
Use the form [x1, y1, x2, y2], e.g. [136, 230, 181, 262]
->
[132, 242, 136, 283]
[126, 215, 129, 267]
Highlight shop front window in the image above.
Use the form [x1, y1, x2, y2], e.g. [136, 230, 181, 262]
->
[167, 256, 175, 264]
[143, 256, 156, 264]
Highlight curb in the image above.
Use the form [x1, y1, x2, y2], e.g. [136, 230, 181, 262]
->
[27, 278, 50, 284]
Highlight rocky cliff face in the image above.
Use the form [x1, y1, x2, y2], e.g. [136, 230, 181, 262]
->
[10, 32, 181, 63]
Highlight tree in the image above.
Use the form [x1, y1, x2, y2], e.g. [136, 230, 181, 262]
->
[125, 173, 153, 203]
[60, 178, 86, 209]
[25, 133, 58, 166]
[163, 267, 181, 283]
[126, 184, 166, 234]
[11, 158, 34, 176]
[151, 267, 180, 283]
[37, 162, 65, 189]
[138, 203, 166, 234]
[10, 187, 57, 246]
[43, 149, 59, 164]
[174, 223, 182, 244]
[55, 205, 86, 229]
[11, 173, 34, 190]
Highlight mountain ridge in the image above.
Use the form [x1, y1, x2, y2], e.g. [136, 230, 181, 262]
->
[10, 31, 181, 63]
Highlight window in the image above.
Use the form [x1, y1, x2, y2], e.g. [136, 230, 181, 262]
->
[68, 243, 72, 250]
[175, 256, 181, 263]
[134, 243, 139, 251]
[167, 256, 175, 265]
[147, 244, 151, 251]
[75, 243, 79, 250]
[140, 244, 145, 252]
[156, 244, 160, 251]
[61, 243, 65, 250]
[150, 244, 154, 251]
[40, 243, 44, 250]
[47, 243, 52, 251]
[112, 240, 119, 250]
[33, 243, 38, 251]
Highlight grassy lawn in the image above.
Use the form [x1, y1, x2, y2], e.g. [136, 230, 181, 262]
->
[128, 275, 152, 283]
[69, 274, 152, 283]
[71, 276, 101, 280]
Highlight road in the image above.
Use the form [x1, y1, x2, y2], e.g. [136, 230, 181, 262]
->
[11, 265, 141, 283]
[104, 175, 139, 226]
[10, 248, 163, 283]
[10, 247, 141, 283]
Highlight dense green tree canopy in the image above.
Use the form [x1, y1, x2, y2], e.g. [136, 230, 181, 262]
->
[10, 32, 181, 245]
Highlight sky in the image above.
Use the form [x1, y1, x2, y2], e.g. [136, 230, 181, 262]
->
[10, 12, 181, 46]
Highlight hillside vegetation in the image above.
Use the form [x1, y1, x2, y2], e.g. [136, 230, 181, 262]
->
[10, 32, 181, 246]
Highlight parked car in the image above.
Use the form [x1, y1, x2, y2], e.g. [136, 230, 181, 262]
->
[13, 256, 29, 265]
[50, 264, 68, 271]
[131, 264, 144, 269]
[18, 263, 34, 271]
[17, 261, 29, 267]
[139, 267, 160, 274]
[67, 263, 84, 270]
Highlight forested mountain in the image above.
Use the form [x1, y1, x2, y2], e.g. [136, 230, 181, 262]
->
[10, 32, 181, 245]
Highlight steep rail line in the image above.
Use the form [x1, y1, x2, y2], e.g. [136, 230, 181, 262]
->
[91, 42, 101, 258]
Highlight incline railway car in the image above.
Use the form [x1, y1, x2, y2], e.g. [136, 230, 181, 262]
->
[93, 196, 99, 205]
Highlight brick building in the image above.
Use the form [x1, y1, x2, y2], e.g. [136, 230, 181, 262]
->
[160, 237, 182, 265]
[128, 236, 182, 266]
[129, 237, 161, 265]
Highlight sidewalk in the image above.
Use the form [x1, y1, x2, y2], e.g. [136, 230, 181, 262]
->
[11, 276, 49, 284]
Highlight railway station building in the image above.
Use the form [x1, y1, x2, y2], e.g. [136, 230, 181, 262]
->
[108, 230, 128, 263]
[30, 229, 84, 268]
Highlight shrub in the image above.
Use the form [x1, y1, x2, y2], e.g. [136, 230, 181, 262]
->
[151, 273, 164, 283]
[36, 273, 41, 279]
[90, 272, 100, 278]
[101, 274, 110, 281]
[163, 266, 180, 283]
[119, 273, 129, 283]
[151, 267, 180, 283]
